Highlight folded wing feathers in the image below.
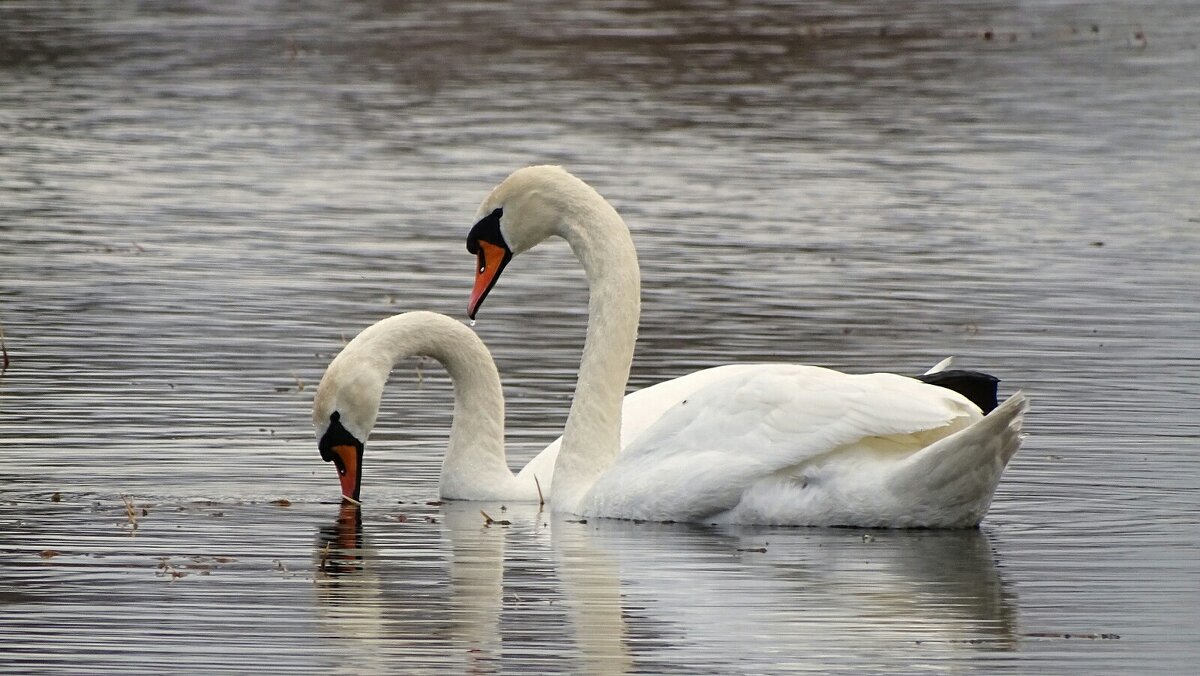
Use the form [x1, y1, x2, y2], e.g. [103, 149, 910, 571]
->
[588, 366, 981, 520]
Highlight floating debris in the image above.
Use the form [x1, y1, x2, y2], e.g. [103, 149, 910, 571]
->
[736, 546, 768, 553]
[50, 492, 61, 503]
[0, 319, 8, 373]
[186, 561, 214, 575]
[120, 495, 139, 532]
[480, 510, 510, 527]
[39, 550, 61, 559]
[156, 558, 187, 580]
[1024, 632, 1120, 640]
[271, 499, 292, 507]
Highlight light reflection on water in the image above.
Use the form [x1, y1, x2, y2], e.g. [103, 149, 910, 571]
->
[2, 0, 1199, 672]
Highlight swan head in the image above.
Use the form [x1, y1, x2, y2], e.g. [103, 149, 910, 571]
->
[313, 356, 386, 503]
[466, 165, 595, 318]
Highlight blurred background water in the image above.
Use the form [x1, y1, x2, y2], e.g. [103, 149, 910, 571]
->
[1, 1, 1198, 673]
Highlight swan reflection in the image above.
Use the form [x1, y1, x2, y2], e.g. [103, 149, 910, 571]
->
[585, 521, 1018, 662]
[314, 505, 1016, 672]
[314, 502, 523, 672]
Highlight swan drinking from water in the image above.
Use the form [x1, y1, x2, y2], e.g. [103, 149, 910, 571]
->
[313, 311, 551, 502]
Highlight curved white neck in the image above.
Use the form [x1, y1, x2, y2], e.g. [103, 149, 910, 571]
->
[551, 197, 641, 513]
[332, 313, 522, 499]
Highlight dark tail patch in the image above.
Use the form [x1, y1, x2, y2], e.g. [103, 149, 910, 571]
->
[915, 370, 1000, 414]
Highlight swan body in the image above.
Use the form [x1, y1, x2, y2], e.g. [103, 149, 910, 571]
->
[465, 165, 1028, 527]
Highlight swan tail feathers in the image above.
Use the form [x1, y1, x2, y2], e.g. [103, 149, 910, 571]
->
[924, 357, 955, 374]
[915, 369, 1001, 414]
[889, 391, 1029, 526]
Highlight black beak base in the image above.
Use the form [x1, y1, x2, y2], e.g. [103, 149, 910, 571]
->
[466, 207, 506, 256]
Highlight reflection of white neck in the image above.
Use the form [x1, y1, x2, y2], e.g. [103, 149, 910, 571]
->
[321, 312, 527, 499]
[553, 516, 633, 674]
[550, 195, 641, 513]
[443, 504, 506, 664]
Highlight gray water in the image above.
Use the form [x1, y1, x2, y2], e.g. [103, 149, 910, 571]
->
[2, 1, 1198, 673]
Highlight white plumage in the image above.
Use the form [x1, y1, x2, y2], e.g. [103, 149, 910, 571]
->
[465, 166, 1029, 526]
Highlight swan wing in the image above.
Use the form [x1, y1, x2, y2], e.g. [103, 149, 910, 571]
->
[582, 365, 982, 521]
[515, 364, 762, 494]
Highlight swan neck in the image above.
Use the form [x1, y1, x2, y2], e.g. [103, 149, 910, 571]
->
[345, 314, 516, 498]
[553, 201, 640, 513]
[432, 333, 517, 499]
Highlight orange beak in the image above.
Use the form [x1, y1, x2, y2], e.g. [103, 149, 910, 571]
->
[330, 443, 361, 502]
[468, 240, 511, 320]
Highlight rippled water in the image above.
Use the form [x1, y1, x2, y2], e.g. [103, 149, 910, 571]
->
[2, 1, 1198, 673]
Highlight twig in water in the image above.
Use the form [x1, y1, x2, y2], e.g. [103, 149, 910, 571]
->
[480, 510, 510, 527]
[534, 475, 544, 509]
[120, 495, 139, 531]
[341, 494, 362, 506]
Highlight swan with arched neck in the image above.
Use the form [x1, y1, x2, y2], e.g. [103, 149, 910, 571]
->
[465, 166, 1028, 527]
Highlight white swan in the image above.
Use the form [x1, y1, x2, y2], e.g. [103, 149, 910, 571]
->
[465, 165, 1029, 527]
[312, 310, 746, 502]
[313, 311, 553, 502]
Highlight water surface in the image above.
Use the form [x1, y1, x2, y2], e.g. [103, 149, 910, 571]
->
[2, 1, 1198, 673]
